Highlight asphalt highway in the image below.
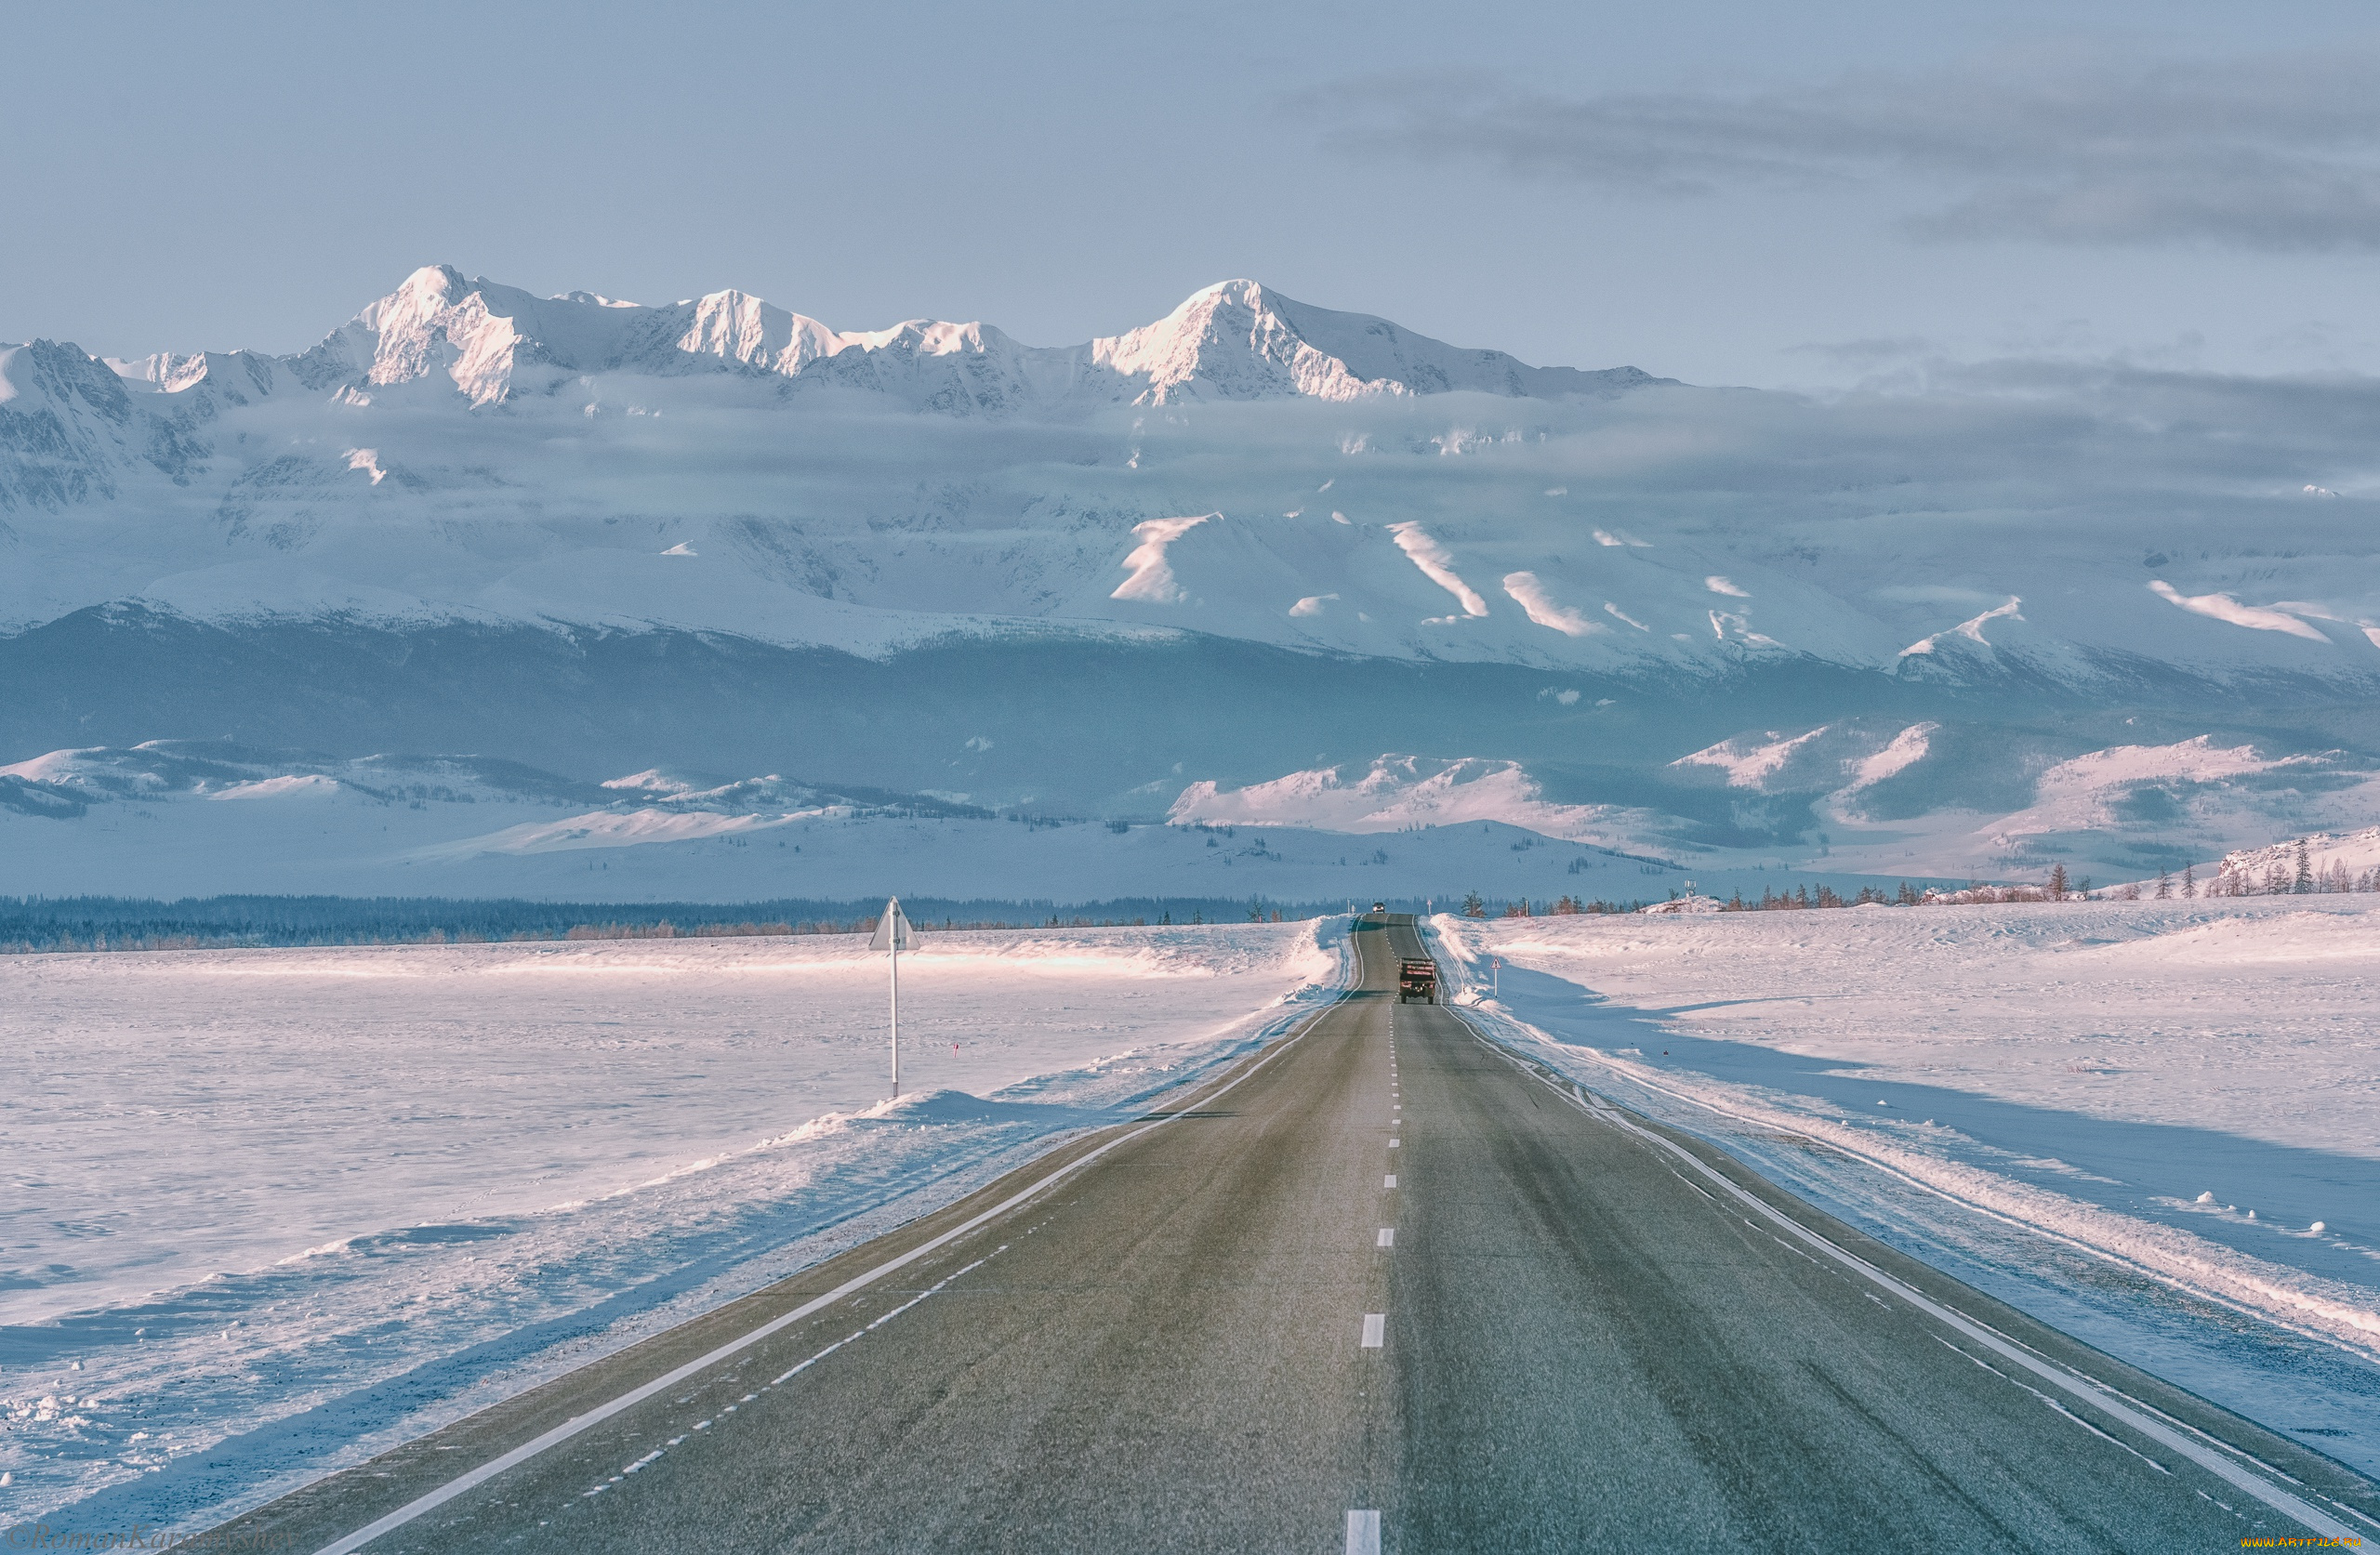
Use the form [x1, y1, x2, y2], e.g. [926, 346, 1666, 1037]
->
[219, 915, 2376, 1552]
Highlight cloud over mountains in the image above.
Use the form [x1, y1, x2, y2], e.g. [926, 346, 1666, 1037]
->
[1319, 47, 2380, 251]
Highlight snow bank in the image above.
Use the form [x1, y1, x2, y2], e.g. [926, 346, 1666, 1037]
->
[1427, 898, 2380, 1470]
[1, 920, 1347, 1523]
[1639, 894, 1726, 915]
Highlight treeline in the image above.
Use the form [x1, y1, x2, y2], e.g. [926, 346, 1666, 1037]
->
[0, 893, 1408, 955]
[1455, 891, 1647, 916]
[1448, 844, 2380, 919]
[1459, 881, 2091, 916]
[2185, 840, 2378, 899]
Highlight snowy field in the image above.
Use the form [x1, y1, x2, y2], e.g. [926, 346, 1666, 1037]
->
[1430, 898, 2380, 1471]
[0, 922, 1345, 1523]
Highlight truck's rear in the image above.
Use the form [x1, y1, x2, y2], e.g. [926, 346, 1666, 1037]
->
[1398, 958, 1438, 1004]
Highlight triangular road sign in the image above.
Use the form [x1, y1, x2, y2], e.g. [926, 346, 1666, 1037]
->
[869, 897, 916, 952]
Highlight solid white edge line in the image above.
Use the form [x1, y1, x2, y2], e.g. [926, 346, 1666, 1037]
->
[303, 925, 1374, 1555]
[1450, 1014, 2366, 1544]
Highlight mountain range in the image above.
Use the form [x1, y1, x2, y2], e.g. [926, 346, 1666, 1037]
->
[5, 266, 2378, 899]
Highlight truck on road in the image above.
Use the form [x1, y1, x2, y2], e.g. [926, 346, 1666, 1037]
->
[1398, 958, 1438, 1004]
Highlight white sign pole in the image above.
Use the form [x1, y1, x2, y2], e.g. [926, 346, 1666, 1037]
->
[870, 897, 915, 1101]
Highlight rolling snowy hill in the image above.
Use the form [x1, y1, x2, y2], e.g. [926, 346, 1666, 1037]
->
[7, 266, 2380, 894]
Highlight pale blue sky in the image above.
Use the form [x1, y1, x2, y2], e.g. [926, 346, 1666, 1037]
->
[7, 0, 2379, 387]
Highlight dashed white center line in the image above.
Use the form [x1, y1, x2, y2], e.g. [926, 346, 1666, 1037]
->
[1383, 1174, 1396, 1188]
[1377, 1228, 1395, 1248]
[1389, 1139, 1399, 1148]
[1346, 1509, 1382, 1554]
[1360, 1313, 1385, 1349]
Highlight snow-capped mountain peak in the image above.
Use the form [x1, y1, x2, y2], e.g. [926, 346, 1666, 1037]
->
[1091, 279, 1395, 403]
[674, 289, 851, 376]
[339, 265, 618, 405]
[246, 266, 1664, 413]
[107, 349, 277, 400]
[287, 266, 785, 406]
[0, 338, 167, 508]
[1091, 278, 1662, 405]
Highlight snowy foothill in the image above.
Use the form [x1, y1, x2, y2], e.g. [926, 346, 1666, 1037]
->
[1427, 897, 2380, 1470]
[0, 741, 1709, 910]
[15, 731, 2380, 911]
[0, 920, 1347, 1524]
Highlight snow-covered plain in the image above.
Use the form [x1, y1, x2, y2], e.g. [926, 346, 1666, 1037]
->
[0, 921, 1345, 1523]
[1430, 899, 2380, 1470]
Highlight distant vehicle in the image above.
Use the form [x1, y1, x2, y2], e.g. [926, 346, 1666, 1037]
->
[1371, 902, 1387, 913]
[1398, 957, 1438, 1003]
